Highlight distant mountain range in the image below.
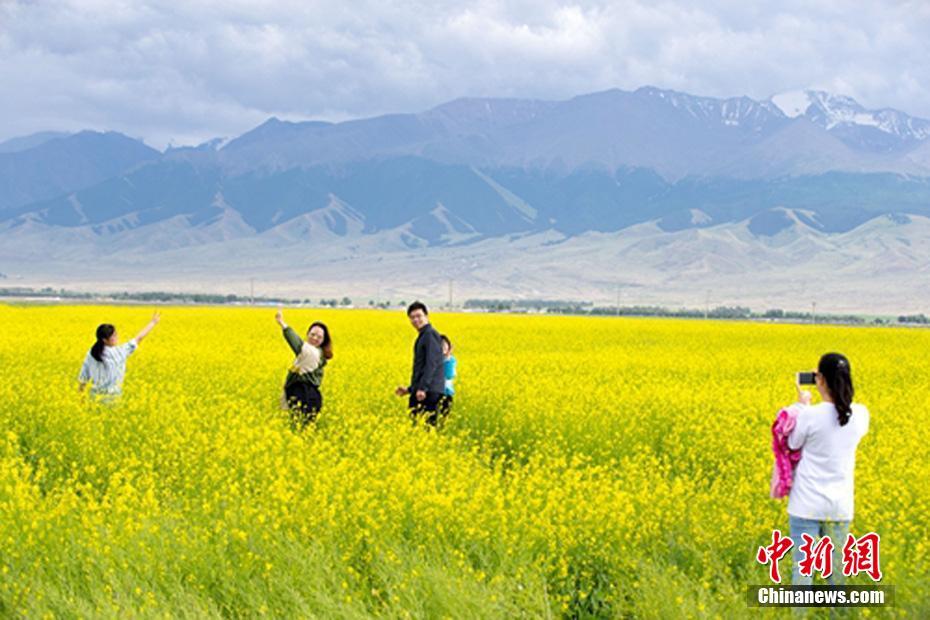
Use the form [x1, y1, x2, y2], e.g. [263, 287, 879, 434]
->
[2, 86, 930, 311]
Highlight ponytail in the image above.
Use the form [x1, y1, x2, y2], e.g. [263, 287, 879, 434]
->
[818, 352, 854, 426]
[91, 324, 115, 362]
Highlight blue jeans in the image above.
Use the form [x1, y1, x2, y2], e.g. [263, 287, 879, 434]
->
[788, 515, 850, 586]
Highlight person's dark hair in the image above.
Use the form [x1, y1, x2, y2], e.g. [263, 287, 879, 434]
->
[818, 352, 854, 426]
[91, 324, 115, 363]
[440, 334, 452, 349]
[407, 301, 428, 317]
[308, 321, 334, 359]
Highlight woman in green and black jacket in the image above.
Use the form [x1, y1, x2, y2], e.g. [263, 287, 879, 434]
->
[275, 309, 333, 428]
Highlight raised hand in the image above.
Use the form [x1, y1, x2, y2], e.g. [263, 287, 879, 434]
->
[795, 378, 813, 406]
[135, 311, 161, 343]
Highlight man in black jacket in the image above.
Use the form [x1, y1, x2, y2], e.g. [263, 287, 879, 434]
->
[394, 301, 445, 425]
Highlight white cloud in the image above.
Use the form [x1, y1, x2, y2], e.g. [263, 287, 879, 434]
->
[2, 0, 930, 148]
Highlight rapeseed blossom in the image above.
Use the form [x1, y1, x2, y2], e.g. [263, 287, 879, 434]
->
[0, 305, 925, 617]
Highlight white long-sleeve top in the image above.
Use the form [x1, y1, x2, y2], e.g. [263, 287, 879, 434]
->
[787, 401, 869, 521]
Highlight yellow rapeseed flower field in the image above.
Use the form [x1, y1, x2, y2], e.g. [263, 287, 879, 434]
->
[0, 304, 926, 618]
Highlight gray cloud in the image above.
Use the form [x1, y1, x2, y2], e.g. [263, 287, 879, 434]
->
[3, 0, 930, 148]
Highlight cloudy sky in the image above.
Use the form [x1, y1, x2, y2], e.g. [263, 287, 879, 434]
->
[2, 0, 930, 148]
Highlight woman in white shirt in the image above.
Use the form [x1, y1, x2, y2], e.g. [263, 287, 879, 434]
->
[78, 312, 160, 400]
[787, 352, 869, 585]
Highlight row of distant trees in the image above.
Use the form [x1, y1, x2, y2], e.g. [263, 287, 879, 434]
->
[0, 287, 425, 310]
[465, 298, 930, 326]
[0, 287, 347, 306]
[2, 287, 929, 325]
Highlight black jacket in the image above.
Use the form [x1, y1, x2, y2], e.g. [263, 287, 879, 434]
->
[409, 323, 445, 394]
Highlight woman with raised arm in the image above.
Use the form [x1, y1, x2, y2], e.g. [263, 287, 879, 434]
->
[78, 311, 161, 401]
[785, 352, 870, 586]
[275, 309, 333, 429]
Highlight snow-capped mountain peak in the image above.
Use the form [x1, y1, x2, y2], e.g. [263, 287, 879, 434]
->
[636, 86, 783, 129]
[770, 89, 930, 142]
[770, 91, 812, 118]
[805, 90, 878, 130]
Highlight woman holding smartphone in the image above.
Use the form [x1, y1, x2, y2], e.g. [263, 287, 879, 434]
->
[787, 352, 870, 585]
